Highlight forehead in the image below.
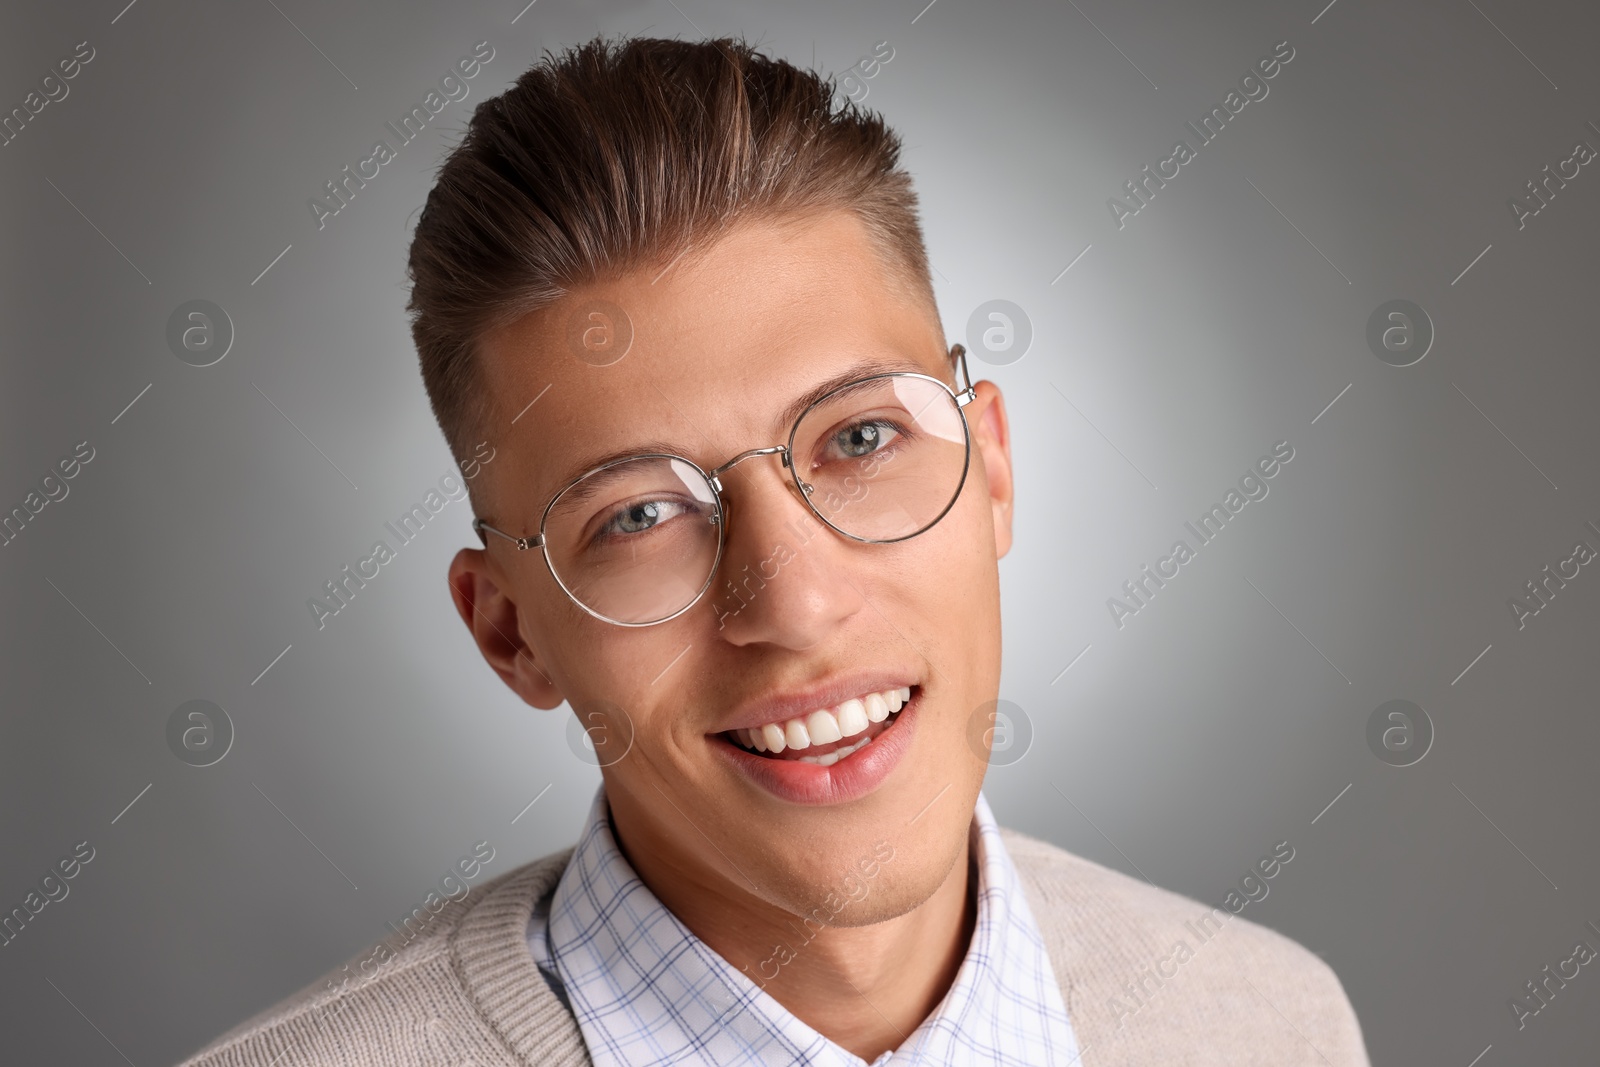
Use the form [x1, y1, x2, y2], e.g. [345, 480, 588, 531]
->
[475, 210, 944, 513]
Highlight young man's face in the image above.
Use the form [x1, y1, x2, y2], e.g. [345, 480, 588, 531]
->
[454, 208, 1015, 929]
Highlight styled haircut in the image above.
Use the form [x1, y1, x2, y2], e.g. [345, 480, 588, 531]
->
[405, 35, 938, 469]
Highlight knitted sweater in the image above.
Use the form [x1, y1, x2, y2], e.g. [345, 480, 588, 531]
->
[176, 827, 1369, 1066]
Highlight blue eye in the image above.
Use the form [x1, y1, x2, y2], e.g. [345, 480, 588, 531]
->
[589, 497, 702, 547]
[606, 499, 681, 535]
[617, 501, 662, 534]
[829, 420, 900, 460]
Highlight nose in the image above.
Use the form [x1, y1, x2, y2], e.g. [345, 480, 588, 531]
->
[707, 451, 865, 649]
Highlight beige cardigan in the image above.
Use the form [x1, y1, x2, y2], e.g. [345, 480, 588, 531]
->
[178, 827, 1369, 1065]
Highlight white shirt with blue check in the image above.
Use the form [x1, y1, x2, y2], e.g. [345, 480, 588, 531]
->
[526, 786, 1082, 1065]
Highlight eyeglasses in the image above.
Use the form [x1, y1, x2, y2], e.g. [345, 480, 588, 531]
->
[473, 344, 977, 627]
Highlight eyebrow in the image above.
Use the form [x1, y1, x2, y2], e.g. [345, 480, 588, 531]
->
[541, 354, 943, 500]
[775, 355, 937, 430]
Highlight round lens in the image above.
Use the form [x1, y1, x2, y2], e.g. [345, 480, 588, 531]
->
[543, 456, 722, 624]
[790, 375, 969, 542]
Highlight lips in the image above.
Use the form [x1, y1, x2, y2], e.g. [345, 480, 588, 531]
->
[712, 685, 921, 805]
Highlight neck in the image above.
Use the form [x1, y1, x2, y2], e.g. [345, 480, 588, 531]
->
[609, 801, 979, 1061]
[746, 847, 977, 1059]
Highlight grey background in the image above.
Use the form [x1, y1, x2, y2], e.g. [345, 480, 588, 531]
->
[2, 0, 1596, 1063]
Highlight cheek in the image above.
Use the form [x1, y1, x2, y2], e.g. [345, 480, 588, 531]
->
[957, 454, 1007, 543]
[918, 495, 1000, 603]
[928, 491, 1002, 610]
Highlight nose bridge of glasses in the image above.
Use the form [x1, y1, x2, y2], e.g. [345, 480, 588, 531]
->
[705, 444, 790, 493]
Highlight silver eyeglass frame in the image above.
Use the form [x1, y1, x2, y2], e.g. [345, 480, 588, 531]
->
[472, 343, 978, 627]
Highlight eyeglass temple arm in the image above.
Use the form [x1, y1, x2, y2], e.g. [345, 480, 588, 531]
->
[472, 518, 542, 551]
[950, 343, 977, 406]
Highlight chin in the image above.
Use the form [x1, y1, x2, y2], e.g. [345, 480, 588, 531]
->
[768, 805, 973, 931]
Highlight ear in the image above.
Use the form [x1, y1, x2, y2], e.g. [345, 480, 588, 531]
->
[447, 548, 566, 709]
[967, 380, 1014, 558]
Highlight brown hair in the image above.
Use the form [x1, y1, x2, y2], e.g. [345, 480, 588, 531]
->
[405, 35, 937, 469]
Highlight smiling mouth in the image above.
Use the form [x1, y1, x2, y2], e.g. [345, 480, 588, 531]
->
[722, 686, 915, 766]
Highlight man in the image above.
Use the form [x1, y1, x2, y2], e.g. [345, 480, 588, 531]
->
[180, 35, 1368, 1066]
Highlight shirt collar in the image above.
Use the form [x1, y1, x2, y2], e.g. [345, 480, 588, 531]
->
[529, 785, 1081, 1066]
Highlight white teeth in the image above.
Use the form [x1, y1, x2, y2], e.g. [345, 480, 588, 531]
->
[806, 709, 843, 745]
[836, 698, 869, 737]
[784, 719, 811, 751]
[730, 686, 913, 757]
[799, 734, 873, 765]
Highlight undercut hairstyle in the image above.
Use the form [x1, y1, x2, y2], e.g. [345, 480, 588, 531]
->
[405, 35, 938, 474]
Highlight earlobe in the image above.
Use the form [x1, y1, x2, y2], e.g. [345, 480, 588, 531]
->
[447, 549, 565, 709]
[969, 381, 1014, 559]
